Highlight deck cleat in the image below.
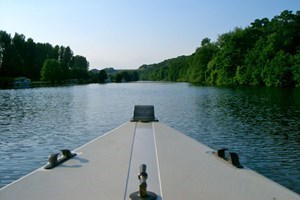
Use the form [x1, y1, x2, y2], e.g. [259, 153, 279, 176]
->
[130, 164, 157, 200]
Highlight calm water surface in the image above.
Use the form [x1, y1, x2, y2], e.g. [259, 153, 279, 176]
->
[0, 82, 299, 194]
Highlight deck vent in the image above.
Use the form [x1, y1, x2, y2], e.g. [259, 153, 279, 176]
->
[131, 105, 159, 122]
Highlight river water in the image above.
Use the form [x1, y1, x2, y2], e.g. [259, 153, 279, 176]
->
[0, 82, 299, 194]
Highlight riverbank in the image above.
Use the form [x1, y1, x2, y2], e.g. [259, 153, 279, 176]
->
[0, 78, 93, 89]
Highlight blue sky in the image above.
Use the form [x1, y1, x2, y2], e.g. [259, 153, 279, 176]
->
[0, 0, 299, 69]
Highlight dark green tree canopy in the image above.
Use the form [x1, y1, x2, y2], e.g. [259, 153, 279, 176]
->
[139, 10, 300, 87]
[0, 31, 89, 82]
[1, 9, 300, 87]
[98, 69, 108, 83]
[41, 59, 63, 83]
[71, 55, 89, 71]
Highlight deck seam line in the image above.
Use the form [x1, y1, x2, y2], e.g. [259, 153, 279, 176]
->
[123, 122, 137, 200]
[153, 122, 163, 200]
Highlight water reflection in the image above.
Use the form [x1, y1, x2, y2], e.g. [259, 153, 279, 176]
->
[0, 83, 299, 194]
[186, 86, 300, 193]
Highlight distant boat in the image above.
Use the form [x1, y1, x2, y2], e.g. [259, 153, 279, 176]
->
[0, 105, 299, 199]
[13, 77, 31, 88]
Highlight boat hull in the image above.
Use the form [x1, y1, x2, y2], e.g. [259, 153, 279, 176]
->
[0, 122, 299, 200]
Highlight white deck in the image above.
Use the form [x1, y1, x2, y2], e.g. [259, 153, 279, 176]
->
[0, 122, 299, 200]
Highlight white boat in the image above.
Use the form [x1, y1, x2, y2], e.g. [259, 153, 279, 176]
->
[0, 105, 299, 200]
[13, 77, 31, 88]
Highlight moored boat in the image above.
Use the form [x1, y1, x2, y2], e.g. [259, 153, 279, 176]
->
[13, 77, 31, 88]
[0, 105, 299, 200]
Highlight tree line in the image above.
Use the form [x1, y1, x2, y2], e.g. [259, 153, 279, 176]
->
[0, 31, 89, 84]
[0, 31, 139, 86]
[1, 10, 299, 87]
[138, 10, 300, 87]
[92, 68, 139, 83]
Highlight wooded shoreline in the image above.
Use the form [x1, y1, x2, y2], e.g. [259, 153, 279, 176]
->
[1, 10, 300, 88]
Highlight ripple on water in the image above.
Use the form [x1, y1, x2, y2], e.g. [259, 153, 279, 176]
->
[0, 84, 299, 194]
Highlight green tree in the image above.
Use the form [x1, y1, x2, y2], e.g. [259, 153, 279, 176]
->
[9, 33, 29, 77]
[188, 38, 218, 83]
[121, 71, 131, 82]
[34, 43, 58, 80]
[292, 51, 300, 86]
[130, 71, 139, 81]
[262, 51, 293, 86]
[25, 38, 39, 80]
[41, 59, 63, 83]
[0, 30, 91, 84]
[0, 32, 26, 78]
[98, 69, 108, 83]
[70, 55, 89, 71]
[115, 73, 122, 83]
[58, 46, 73, 79]
[0, 42, 4, 69]
[70, 55, 89, 80]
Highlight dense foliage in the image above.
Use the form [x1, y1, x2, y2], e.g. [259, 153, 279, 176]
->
[1, 10, 300, 87]
[110, 70, 139, 82]
[139, 10, 300, 87]
[98, 69, 108, 83]
[0, 31, 89, 83]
